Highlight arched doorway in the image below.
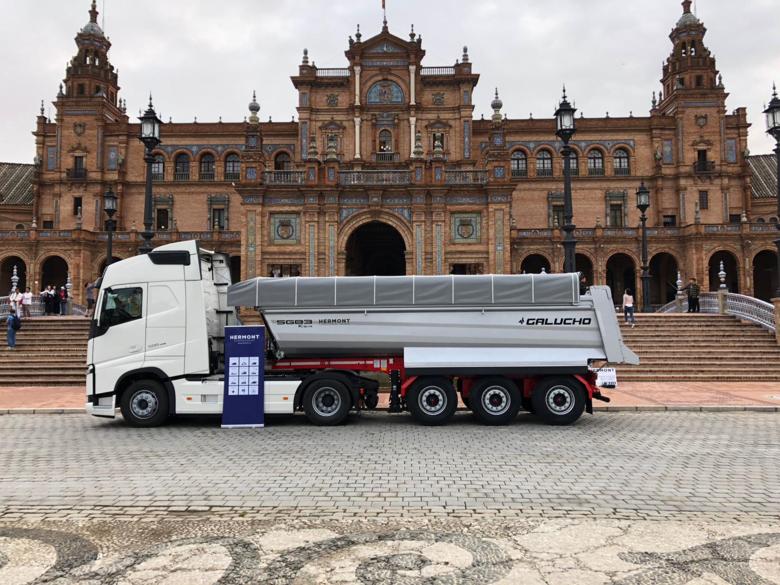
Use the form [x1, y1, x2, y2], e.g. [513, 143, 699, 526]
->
[520, 254, 551, 274]
[753, 250, 778, 301]
[649, 252, 679, 305]
[0, 256, 27, 294]
[345, 221, 406, 276]
[708, 251, 739, 292]
[606, 253, 636, 303]
[40, 256, 69, 290]
[575, 254, 594, 285]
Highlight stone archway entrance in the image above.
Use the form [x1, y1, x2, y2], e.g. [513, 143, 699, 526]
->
[41, 256, 69, 290]
[708, 250, 739, 293]
[649, 252, 679, 305]
[753, 250, 778, 302]
[345, 221, 406, 276]
[606, 253, 636, 304]
[0, 256, 27, 294]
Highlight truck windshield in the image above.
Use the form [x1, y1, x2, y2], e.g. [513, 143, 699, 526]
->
[99, 287, 143, 328]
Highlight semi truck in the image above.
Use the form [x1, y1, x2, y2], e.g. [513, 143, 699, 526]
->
[86, 241, 639, 428]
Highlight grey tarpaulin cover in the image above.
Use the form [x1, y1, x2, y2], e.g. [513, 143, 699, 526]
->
[227, 273, 580, 309]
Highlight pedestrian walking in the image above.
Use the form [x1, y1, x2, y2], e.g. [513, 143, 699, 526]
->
[58, 286, 68, 316]
[85, 280, 96, 318]
[683, 277, 701, 313]
[6, 308, 20, 349]
[21, 287, 32, 318]
[622, 288, 636, 327]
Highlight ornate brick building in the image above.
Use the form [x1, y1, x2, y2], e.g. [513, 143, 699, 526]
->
[1, 1, 778, 304]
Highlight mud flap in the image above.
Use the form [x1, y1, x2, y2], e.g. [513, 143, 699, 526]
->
[87, 394, 116, 418]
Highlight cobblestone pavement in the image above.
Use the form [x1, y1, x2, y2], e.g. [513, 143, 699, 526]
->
[0, 412, 778, 583]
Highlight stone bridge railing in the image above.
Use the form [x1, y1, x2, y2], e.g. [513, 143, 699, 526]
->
[658, 292, 776, 333]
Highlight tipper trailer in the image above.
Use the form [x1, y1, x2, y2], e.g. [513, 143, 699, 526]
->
[86, 241, 639, 427]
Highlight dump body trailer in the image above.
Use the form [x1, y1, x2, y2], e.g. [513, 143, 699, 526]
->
[86, 241, 638, 427]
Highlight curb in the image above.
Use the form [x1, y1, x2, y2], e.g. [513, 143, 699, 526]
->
[1, 406, 778, 415]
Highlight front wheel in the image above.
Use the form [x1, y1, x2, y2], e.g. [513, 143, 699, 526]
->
[471, 377, 521, 425]
[531, 377, 586, 426]
[120, 379, 169, 427]
[303, 379, 351, 426]
[407, 377, 457, 426]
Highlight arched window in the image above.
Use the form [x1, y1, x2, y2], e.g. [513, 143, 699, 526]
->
[366, 80, 404, 105]
[757, 218, 766, 223]
[151, 154, 165, 182]
[614, 148, 630, 176]
[566, 152, 579, 176]
[224, 154, 241, 181]
[536, 150, 553, 177]
[199, 154, 215, 181]
[274, 152, 291, 171]
[587, 150, 605, 176]
[771, 217, 779, 224]
[378, 130, 393, 152]
[511, 151, 527, 177]
[174, 154, 190, 181]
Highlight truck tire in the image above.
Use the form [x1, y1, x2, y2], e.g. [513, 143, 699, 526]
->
[531, 377, 585, 426]
[303, 379, 351, 426]
[407, 377, 457, 426]
[471, 377, 521, 425]
[120, 379, 169, 428]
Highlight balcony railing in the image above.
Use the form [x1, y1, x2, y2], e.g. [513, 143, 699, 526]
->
[199, 171, 215, 181]
[445, 170, 488, 185]
[421, 67, 455, 76]
[66, 168, 87, 180]
[614, 166, 631, 176]
[152, 173, 164, 182]
[264, 170, 305, 185]
[374, 152, 400, 163]
[536, 167, 553, 178]
[694, 161, 716, 174]
[511, 168, 528, 178]
[174, 172, 190, 182]
[339, 170, 411, 186]
[225, 171, 241, 181]
[315, 68, 350, 77]
[587, 167, 605, 177]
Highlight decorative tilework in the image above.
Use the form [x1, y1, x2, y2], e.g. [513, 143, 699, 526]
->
[328, 225, 336, 275]
[384, 195, 411, 205]
[247, 211, 256, 278]
[464, 121, 471, 159]
[367, 81, 404, 104]
[494, 166, 505, 179]
[306, 195, 318, 204]
[263, 143, 296, 155]
[726, 139, 738, 164]
[107, 146, 118, 171]
[415, 224, 423, 274]
[339, 208, 362, 222]
[341, 196, 369, 205]
[489, 194, 511, 203]
[448, 195, 486, 205]
[246, 167, 257, 181]
[47, 146, 57, 170]
[271, 213, 300, 244]
[308, 224, 316, 276]
[663, 140, 674, 164]
[307, 168, 316, 181]
[390, 207, 412, 221]
[451, 213, 481, 243]
[435, 224, 443, 274]
[434, 168, 443, 181]
[327, 167, 336, 181]
[267, 196, 304, 205]
[413, 194, 425, 204]
[301, 122, 309, 157]
[495, 210, 504, 274]
[415, 167, 423, 181]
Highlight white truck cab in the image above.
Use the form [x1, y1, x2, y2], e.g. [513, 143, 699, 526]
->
[86, 241, 296, 425]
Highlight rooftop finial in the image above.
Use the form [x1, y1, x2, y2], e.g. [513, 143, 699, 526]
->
[682, 0, 692, 14]
[382, 0, 388, 31]
[462, 46, 469, 63]
[148, 93, 154, 109]
[40, 100, 45, 116]
[355, 24, 362, 42]
[89, 0, 98, 23]
[491, 88, 503, 122]
[562, 84, 567, 101]
[409, 24, 415, 41]
[773, 82, 778, 99]
[302, 48, 309, 65]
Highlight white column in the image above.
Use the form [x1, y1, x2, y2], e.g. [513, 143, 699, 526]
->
[409, 65, 416, 105]
[409, 117, 416, 154]
[354, 117, 362, 159]
[354, 66, 361, 106]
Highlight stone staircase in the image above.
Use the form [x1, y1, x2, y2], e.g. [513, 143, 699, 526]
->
[617, 313, 780, 382]
[0, 317, 90, 386]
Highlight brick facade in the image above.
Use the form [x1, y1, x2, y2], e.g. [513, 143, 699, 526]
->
[1, 1, 778, 305]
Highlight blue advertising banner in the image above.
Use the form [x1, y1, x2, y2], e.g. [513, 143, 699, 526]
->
[222, 325, 265, 429]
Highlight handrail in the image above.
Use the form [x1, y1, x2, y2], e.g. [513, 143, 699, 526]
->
[0, 297, 87, 317]
[315, 68, 350, 77]
[658, 292, 776, 332]
[421, 66, 455, 76]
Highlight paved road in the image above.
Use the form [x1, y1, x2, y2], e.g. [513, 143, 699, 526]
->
[0, 412, 778, 584]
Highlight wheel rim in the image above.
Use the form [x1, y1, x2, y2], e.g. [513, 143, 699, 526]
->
[419, 386, 447, 416]
[312, 386, 342, 418]
[545, 386, 575, 416]
[481, 385, 510, 416]
[130, 390, 159, 420]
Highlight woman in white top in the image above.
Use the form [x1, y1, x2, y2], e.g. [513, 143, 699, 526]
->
[8, 289, 22, 313]
[622, 288, 636, 327]
[21, 287, 33, 318]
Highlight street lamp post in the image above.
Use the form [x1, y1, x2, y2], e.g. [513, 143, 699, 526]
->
[104, 186, 117, 268]
[764, 84, 780, 297]
[555, 88, 577, 273]
[137, 95, 162, 255]
[636, 181, 652, 312]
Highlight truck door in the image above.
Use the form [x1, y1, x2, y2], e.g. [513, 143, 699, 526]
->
[90, 284, 148, 395]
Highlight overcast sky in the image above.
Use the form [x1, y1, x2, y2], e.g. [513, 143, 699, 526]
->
[1, 0, 778, 163]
